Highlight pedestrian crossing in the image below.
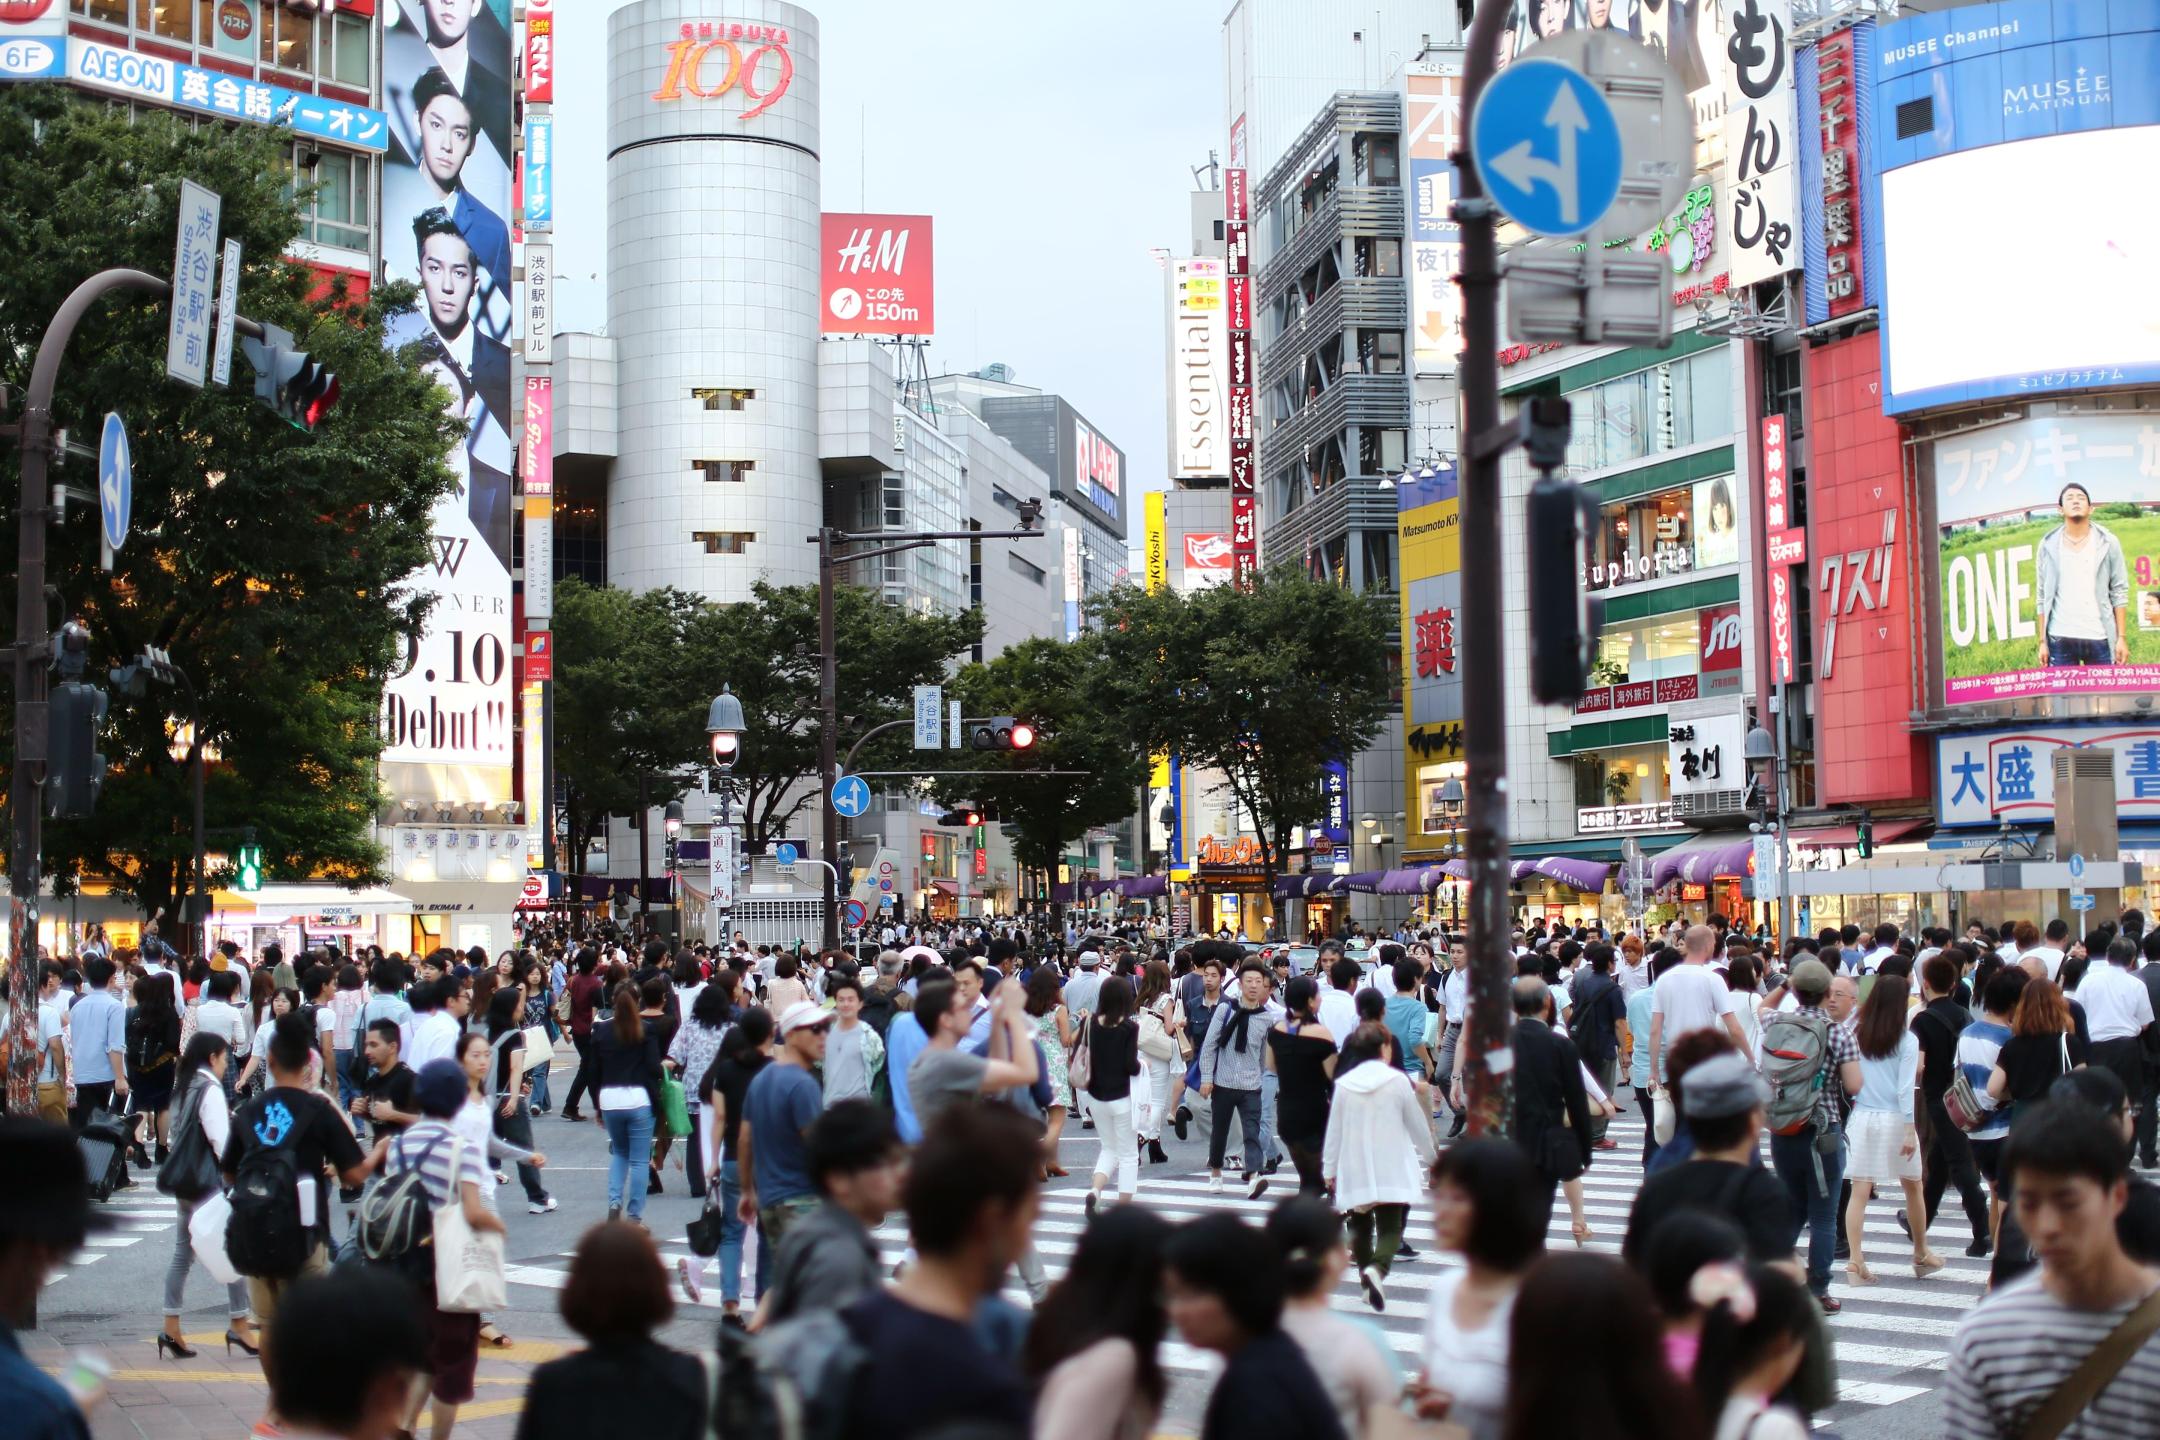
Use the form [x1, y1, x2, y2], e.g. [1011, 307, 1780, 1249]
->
[46, 1186, 175, 1287]
[501, 1110, 1986, 1431]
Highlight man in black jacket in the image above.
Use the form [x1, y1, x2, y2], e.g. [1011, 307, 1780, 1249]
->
[1509, 978, 1592, 1205]
[1909, 952, 1992, 1256]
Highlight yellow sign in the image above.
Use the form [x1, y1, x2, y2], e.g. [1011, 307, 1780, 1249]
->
[1398, 469, 1464, 852]
[1144, 490, 1168, 594]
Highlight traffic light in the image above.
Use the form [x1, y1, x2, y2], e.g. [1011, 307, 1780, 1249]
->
[46, 680, 108, 819]
[1855, 812, 1874, 859]
[1525, 472, 1604, 705]
[970, 717, 1036, 751]
[710, 729, 741, 771]
[236, 835, 264, 892]
[240, 323, 340, 431]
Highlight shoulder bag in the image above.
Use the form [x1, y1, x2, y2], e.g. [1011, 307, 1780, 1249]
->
[2018, 1286, 2160, 1440]
[432, 1137, 508, 1313]
[156, 1078, 223, 1201]
[1067, 1014, 1093, 1091]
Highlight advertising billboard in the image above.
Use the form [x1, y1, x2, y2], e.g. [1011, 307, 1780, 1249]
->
[1719, 0, 1799, 286]
[1933, 412, 2160, 706]
[0, 0, 64, 81]
[1398, 466, 1464, 843]
[1870, 0, 2160, 414]
[380, 0, 517, 803]
[1796, 22, 1875, 324]
[819, 213, 935, 336]
[1404, 70, 1463, 371]
[1936, 724, 2160, 827]
[523, 0, 554, 102]
[1071, 414, 1124, 530]
[1183, 533, 1234, 589]
[1167, 257, 1229, 479]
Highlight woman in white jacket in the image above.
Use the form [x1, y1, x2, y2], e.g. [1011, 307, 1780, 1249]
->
[1324, 1021, 1437, 1311]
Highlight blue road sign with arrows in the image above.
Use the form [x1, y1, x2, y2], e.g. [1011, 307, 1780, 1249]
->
[98, 412, 132, 555]
[775, 843, 799, 867]
[830, 774, 870, 818]
[1471, 58, 1625, 238]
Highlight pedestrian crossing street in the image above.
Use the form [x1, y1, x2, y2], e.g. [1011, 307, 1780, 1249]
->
[503, 1110, 1988, 1431]
[46, 1184, 174, 1287]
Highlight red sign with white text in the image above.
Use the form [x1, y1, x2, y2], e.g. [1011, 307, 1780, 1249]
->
[1761, 415, 1788, 531]
[524, 2, 554, 103]
[819, 213, 935, 336]
[524, 631, 554, 683]
[1816, 27, 1866, 319]
[652, 21, 794, 119]
[1769, 568, 1795, 683]
[1700, 605, 1744, 672]
[1184, 534, 1233, 571]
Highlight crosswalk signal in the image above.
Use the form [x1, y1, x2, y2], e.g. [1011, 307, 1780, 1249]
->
[241, 323, 340, 431]
[46, 680, 108, 819]
[236, 837, 264, 892]
[970, 717, 1036, 751]
[1855, 813, 1874, 859]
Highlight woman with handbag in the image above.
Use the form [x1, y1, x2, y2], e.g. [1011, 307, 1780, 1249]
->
[665, 983, 733, 1199]
[518, 956, 556, 1115]
[156, 1032, 256, 1360]
[1841, 975, 1945, 1284]
[126, 972, 182, 1167]
[1026, 968, 1076, 1176]
[1134, 962, 1182, 1166]
[478, 995, 555, 1215]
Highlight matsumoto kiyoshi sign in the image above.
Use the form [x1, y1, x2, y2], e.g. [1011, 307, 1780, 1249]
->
[1933, 413, 2160, 705]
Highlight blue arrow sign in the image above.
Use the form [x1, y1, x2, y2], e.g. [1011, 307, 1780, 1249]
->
[775, 842, 799, 867]
[2071, 891, 2096, 911]
[830, 774, 871, 818]
[98, 412, 132, 555]
[2069, 852, 2086, 879]
[1471, 58, 1624, 238]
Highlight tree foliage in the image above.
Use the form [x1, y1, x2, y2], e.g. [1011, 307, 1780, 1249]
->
[0, 91, 461, 917]
[939, 636, 1148, 879]
[1091, 567, 1395, 890]
[550, 579, 982, 868]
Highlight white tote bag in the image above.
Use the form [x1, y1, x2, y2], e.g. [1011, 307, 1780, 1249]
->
[518, 1025, 555, 1077]
[188, 1191, 241, 1286]
[432, 1139, 507, 1313]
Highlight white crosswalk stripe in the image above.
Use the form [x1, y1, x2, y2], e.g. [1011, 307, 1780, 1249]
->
[506, 1111, 1980, 1430]
[43, 1186, 177, 1287]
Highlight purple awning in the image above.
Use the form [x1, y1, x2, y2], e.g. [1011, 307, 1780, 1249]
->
[1272, 874, 1321, 898]
[1337, 871, 1387, 893]
[1532, 857, 1614, 892]
[1510, 860, 1539, 881]
[1443, 859, 1472, 880]
[1376, 865, 1439, 894]
[1119, 876, 1169, 898]
[1651, 837, 1756, 889]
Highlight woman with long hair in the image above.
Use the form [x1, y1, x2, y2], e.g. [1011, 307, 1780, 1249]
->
[1025, 966, 1075, 1175]
[1027, 1206, 1172, 1440]
[483, 988, 554, 1215]
[638, 974, 679, 1195]
[1266, 1197, 1399, 1438]
[1501, 1253, 1703, 1440]
[664, 983, 732, 1199]
[126, 971, 182, 1165]
[1987, 975, 2088, 1108]
[1266, 976, 1336, 1197]
[685, 1007, 774, 1321]
[517, 956, 556, 1115]
[156, 1032, 255, 1360]
[1083, 975, 1144, 1215]
[1325, 1023, 1432, 1310]
[1413, 1140, 1548, 1440]
[592, 981, 662, 1223]
[1841, 974, 1943, 1282]
[233, 986, 299, 1096]
[1165, 1213, 1346, 1440]
[1690, 1261, 1814, 1440]
[1133, 960, 1181, 1165]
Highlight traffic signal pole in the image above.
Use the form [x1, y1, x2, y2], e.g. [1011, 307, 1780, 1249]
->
[1453, 0, 1519, 1139]
[5, 268, 273, 1116]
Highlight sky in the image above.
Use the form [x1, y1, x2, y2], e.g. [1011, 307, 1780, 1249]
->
[550, 0, 1225, 542]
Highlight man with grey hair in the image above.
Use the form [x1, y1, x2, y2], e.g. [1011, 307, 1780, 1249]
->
[1761, 958, 1861, 1312]
[1510, 977, 1592, 1209]
[1648, 924, 1752, 1085]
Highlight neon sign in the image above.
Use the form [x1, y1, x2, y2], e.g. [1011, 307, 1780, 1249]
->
[652, 22, 794, 119]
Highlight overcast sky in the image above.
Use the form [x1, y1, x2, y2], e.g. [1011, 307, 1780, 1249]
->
[551, 0, 1224, 541]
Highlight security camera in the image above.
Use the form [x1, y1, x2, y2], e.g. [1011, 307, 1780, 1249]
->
[1017, 496, 1044, 531]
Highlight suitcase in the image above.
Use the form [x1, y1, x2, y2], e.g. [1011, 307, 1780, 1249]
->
[78, 1111, 132, 1203]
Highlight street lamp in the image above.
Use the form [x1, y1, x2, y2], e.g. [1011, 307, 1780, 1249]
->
[706, 687, 746, 945]
[1744, 723, 1790, 946]
[1437, 776, 1466, 934]
[707, 685, 745, 768]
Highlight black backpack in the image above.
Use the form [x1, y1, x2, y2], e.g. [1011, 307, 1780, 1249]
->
[354, 1130, 448, 1277]
[1567, 974, 1611, 1057]
[225, 1133, 312, 1279]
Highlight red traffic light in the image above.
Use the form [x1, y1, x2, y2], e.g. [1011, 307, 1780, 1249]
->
[1009, 722, 1036, 750]
[963, 809, 983, 827]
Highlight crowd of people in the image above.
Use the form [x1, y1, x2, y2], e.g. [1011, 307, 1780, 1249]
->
[5, 908, 2160, 1440]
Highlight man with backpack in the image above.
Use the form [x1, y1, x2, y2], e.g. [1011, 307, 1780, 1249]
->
[1759, 957, 1862, 1314]
[220, 1012, 377, 1388]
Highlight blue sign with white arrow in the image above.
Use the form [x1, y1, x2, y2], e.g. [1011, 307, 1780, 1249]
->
[775, 842, 799, 867]
[1471, 58, 1625, 238]
[830, 774, 871, 818]
[98, 411, 131, 555]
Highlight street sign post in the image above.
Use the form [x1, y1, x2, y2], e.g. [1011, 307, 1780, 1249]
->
[165, 180, 222, 388]
[913, 684, 942, 750]
[2071, 891, 2096, 910]
[775, 842, 799, 869]
[97, 412, 130, 572]
[1472, 59, 1624, 238]
[948, 698, 963, 751]
[830, 774, 870, 818]
[210, 239, 242, 389]
[844, 899, 867, 928]
[2069, 852, 2087, 880]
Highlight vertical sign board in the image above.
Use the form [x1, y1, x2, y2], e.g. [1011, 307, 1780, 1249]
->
[1224, 165, 1256, 586]
[1144, 491, 1169, 593]
[1720, 0, 1800, 288]
[379, 0, 518, 806]
[520, 682, 545, 857]
[523, 242, 554, 364]
[521, 376, 554, 498]
[166, 180, 221, 388]
[1797, 25, 1869, 324]
[1062, 525, 1083, 641]
[210, 238, 242, 388]
[1405, 70, 1465, 370]
[523, 117, 553, 232]
[1168, 257, 1229, 479]
[523, 0, 554, 102]
[912, 685, 942, 750]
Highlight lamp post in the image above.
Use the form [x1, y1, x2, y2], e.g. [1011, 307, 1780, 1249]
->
[1744, 722, 1790, 948]
[1437, 776, 1466, 935]
[664, 801, 684, 940]
[706, 686, 745, 947]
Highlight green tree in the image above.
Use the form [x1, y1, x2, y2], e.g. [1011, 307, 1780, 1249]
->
[939, 636, 1149, 908]
[0, 91, 460, 918]
[1092, 566, 1394, 898]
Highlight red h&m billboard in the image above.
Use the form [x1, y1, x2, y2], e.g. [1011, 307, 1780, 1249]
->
[1803, 332, 1925, 805]
[819, 213, 935, 336]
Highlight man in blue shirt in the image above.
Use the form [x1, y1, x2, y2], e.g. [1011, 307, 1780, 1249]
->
[739, 1002, 832, 1247]
[66, 957, 127, 1129]
[0, 1119, 100, 1440]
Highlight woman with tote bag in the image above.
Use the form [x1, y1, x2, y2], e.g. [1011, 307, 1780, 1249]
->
[155, 1033, 256, 1360]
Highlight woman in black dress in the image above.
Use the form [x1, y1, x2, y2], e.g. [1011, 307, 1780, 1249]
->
[126, 971, 182, 1164]
[1266, 976, 1337, 1196]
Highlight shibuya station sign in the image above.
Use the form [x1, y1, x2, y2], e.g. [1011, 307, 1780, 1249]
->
[652, 20, 794, 119]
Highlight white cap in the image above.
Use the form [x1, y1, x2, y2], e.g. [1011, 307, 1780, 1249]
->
[1077, 950, 1103, 968]
[777, 1001, 832, 1036]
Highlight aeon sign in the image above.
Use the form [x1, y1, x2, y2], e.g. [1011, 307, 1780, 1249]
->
[652, 21, 794, 120]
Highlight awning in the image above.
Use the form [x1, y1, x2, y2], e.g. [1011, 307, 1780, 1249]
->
[1531, 857, 1614, 892]
[931, 878, 959, 895]
[1336, 871, 1387, 893]
[230, 883, 416, 918]
[1376, 866, 1437, 895]
[1510, 860, 1538, 881]
[1651, 835, 1757, 888]
[1792, 819, 1928, 848]
[1119, 876, 1169, 898]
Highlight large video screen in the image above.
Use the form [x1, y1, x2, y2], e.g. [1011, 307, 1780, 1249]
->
[1881, 126, 2160, 413]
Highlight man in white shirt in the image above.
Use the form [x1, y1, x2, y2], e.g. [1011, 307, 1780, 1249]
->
[2026, 920, 2071, 981]
[1315, 950, 1360, 1051]
[405, 979, 469, 1070]
[1861, 922, 1901, 976]
[2082, 935, 2155, 1125]
[1648, 925, 1751, 1081]
[195, 969, 251, 1090]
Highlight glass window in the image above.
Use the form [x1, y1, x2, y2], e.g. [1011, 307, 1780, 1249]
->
[79, 0, 129, 23]
[1591, 616, 1702, 685]
[288, 150, 369, 251]
[693, 460, 755, 483]
[692, 532, 755, 554]
[1357, 238, 1403, 277]
[327, 11, 371, 88]
[1585, 485, 1695, 591]
[1563, 346, 1735, 472]
[137, 0, 192, 42]
[1369, 134, 1399, 184]
[263, 3, 314, 73]
[691, 387, 756, 411]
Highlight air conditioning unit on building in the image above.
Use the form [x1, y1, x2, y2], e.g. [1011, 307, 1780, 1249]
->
[1671, 788, 1751, 825]
[2054, 747, 2119, 861]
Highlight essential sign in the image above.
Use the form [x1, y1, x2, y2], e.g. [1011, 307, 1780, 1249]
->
[166, 180, 221, 388]
[1472, 58, 1624, 237]
[830, 775, 871, 818]
[70, 39, 386, 151]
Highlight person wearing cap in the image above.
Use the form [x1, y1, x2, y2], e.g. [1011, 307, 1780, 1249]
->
[737, 1001, 834, 1249]
[1622, 1052, 1801, 1284]
[1758, 957, 1860, 1311]
[0, 1119, 101, 1440]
